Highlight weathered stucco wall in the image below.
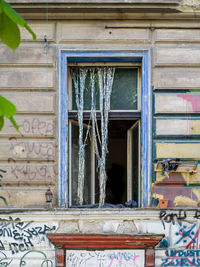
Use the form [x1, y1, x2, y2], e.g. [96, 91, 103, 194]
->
[0, 0, 200, 266]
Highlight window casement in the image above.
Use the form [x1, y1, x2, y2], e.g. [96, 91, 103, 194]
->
[58, 51, 152, 208]
[68, 65, 141, 208]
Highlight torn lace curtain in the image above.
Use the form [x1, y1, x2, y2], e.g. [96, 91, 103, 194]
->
[71, 67, 115, 208]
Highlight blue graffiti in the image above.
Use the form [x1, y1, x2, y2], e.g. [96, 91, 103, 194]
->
[175, 224, 196, 245]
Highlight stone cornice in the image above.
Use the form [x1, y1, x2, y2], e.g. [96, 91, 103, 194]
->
[7, 0, 181, 15]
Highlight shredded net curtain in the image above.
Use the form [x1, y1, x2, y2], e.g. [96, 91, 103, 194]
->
[71, 67, 115, 208]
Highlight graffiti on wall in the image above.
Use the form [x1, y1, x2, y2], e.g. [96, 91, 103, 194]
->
[0, 217, 56, 254]
[9, 118, 54, 137]
[66, 250, 145, 267]
[161, 249, 200, 266]
[0, 217, 56, 266]
[7, 158, 56, 186]
[152, 172, 200, 208]
[155, 209, 200, 266]
[0, 250, 53, 267]
[9, 137, 54, 160]
[177, 94, 200, 112]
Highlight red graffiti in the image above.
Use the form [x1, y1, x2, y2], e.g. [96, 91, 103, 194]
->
[177, 94, 200, 112]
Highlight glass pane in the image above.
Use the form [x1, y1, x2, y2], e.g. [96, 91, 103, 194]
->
[71, 123, 92, 205]
[111, 68, 138, 110]
[71, 67, 138, 111]
[131, 122, 139, 205]
[72, 70, 99, 110]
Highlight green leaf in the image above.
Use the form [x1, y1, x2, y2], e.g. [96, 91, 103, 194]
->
[0, 95, 17, 117]
[0, 13, 20, 50]
[2, 0, 25, 26]
[2, 0, 36, 41]
[0, 116, 4, 131]
[0, 1, 3, 14]
[9, 116, 19, 131]
[0, 95, 19, 131]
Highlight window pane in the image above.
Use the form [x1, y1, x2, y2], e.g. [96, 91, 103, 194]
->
[131, 122, 139, 204]
[111, 68, 138, 110]
[72, 70, 99, 110]
[71, 67, 138, 111]
[71, 123, 92, 205]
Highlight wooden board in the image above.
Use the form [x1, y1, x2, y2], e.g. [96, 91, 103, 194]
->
[0, 70, 55, 89]
[156, 142, 200, 159]
[153, 69, 200, 89]
[154, 47, 200, 66]
[156, 119, 200, 135]
[1, 93, 56, 114]
[155, 93, 200, 113]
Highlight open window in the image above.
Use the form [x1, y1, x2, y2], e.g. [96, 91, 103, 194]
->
[68, 65, 141, 208]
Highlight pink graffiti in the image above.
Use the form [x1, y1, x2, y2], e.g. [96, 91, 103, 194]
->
[107, 252, 139, 267]
[7, 159, 56, 184]
[177, 94, 200, 112]
[10, 118, 54, 136]
[9, 140, 54, 160]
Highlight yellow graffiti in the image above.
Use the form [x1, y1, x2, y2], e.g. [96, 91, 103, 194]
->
[174, 196, 197, 207]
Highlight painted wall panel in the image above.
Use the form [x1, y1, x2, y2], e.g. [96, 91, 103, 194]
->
[156, 119, 200, 135]
[155, 165, 200, 185]
[20, 22, 55, 41]
[154, 47, 200, 66]
[153, 69, 200, 89]
[0, 116, 56, 137]
[0, 70, 55, 89]
[0, 47, 55, 66]
[155, 94, 200, 113]
[156, 142, 200, 159]
[0, 140, 55, 161]
[1, 93, 56, 114]
[0, 163, 57, 185]
[57, 21, 150, 42]
[155, 29, 200, 42]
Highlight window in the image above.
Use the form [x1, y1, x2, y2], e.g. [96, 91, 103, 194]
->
[68, 66, 141, 207]
[58, 51, 151, 208]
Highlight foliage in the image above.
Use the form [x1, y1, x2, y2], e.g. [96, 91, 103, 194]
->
[0, 95, 19, 131]
[0, 0, 36, 131]
[0, 0, 36, 50]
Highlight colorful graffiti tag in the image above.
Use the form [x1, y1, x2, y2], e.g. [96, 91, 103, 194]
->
[161, 250, 200, 266]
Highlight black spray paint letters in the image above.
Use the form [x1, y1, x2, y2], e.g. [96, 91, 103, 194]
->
[160, 210, 187, 227]
[160, 210, 200, 228]
[0, 217, 56, 254]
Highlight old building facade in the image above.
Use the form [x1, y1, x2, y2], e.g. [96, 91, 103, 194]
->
[0, 0, 200, 266]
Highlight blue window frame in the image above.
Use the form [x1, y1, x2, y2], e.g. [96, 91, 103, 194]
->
[58, 50, 152, 208]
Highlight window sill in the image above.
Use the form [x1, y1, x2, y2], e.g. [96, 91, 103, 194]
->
[0, 207, 198, 220]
